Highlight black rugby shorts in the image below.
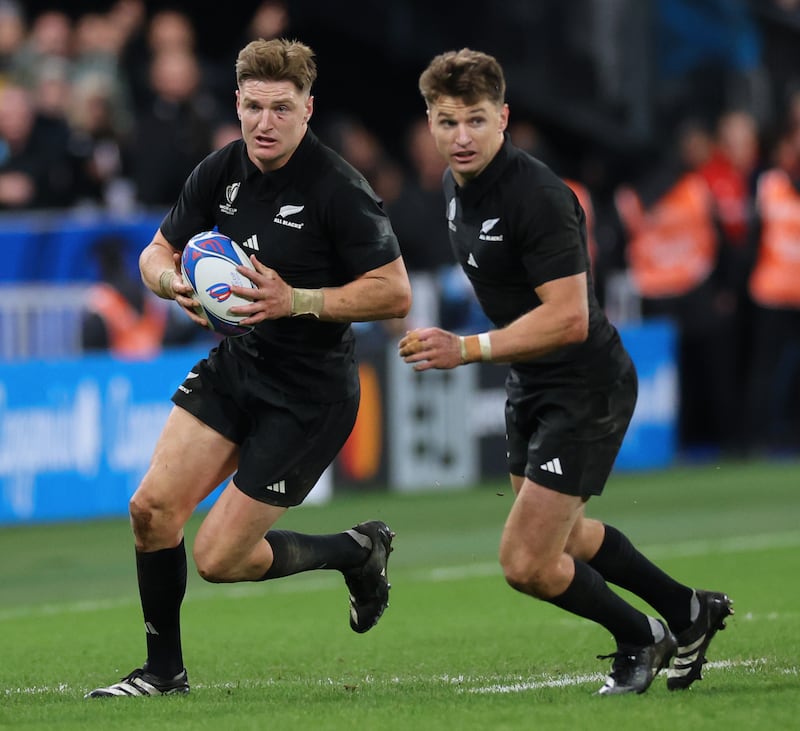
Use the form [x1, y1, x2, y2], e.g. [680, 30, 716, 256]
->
[505, 363, 637, 498]
[172, 348, 359, 507]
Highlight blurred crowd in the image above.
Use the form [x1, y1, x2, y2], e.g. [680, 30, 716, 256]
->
[1, 0, 799, 457]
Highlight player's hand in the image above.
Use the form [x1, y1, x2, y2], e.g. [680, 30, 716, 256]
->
[398, 327, 462, 371]
[167, 252, 209, 328]
[229, 255, 292, 322]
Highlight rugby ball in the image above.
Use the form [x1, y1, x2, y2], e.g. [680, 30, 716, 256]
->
[181, 231, 257, 336]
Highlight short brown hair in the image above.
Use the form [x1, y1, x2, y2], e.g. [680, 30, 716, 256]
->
[236, 38, 317, 93]
[418, 48, 505, 108]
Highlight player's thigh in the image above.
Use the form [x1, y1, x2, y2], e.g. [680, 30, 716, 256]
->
[136, 405, 239, 518]
[194, 479, 287, 571]
[501, 477, 586, 565]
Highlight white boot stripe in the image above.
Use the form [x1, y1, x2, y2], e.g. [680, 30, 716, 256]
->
[678, 634, 707, 654]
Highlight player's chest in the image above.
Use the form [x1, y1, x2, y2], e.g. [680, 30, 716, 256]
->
[447, 194, 519, 277]
[215, 188, 328, 269]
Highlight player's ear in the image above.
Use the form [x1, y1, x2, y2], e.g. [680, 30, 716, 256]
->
[499, 103, 509, 132]
[304, 95, 314, 123]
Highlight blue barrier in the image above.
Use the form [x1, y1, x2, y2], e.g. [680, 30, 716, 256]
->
[0, 211, 164, 283]
[0, 321, 677, 525]
[0, 348, 215, 525]
[616, 319, 678, 470]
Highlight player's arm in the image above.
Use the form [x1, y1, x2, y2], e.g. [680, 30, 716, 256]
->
[232, 255, 412, 323]
[480, 272, 588, 362]
[309, 256, 412, 322]
[399, 273, 588, 370]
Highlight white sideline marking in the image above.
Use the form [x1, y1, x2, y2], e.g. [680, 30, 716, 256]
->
[1, 659, 771, 698]
[1, 530, 798, 623]
[465, 658, 766, 694]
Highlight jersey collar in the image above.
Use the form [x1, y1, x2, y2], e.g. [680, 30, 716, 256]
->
[456, 133, 512, 207]
[243, 128, 319, 195]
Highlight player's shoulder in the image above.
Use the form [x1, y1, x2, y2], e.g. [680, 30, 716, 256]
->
[189, 139, 246, 196]
[312, 137, 369, 186]
[306, 135, 383, 205]
[197, 139, 244, 175]
[506, 144, 568, 191]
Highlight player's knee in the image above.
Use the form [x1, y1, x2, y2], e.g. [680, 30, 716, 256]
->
[129, 492, 160, 540]
[500, 553, 550, 598]
[129, 491, 185, 550]
[193, 551, 226, 583]
[193, 542, 236, 583]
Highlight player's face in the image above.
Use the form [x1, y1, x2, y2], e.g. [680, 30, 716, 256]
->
[236, 79, 313, 172]
[427, 95, 508, 185]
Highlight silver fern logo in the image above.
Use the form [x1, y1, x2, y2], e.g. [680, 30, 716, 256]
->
[274, 203, 305, 229]
[479, 217, 503, 241]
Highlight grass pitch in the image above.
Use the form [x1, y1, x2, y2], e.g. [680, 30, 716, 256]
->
[1, 459, 799, 730]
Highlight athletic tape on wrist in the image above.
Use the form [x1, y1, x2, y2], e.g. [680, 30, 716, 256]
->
[459, 333, 491, 363]
[291, 288, 324, 318]
[478, 332, 492, 361]
[158, 270, 174, 299]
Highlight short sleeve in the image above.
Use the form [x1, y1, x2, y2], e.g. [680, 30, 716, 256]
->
[324, 178, 402, 276]
[159, 159, 218, 249]
[518, 185, 587, 289]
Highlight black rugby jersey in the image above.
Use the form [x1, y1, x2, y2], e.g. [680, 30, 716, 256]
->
[444, 135, 625, 386]
[160, 129, 401, 401]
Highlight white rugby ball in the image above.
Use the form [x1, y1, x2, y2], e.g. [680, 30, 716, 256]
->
[180, 231, 256, 336]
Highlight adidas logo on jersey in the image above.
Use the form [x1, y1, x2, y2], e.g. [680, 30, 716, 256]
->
[241, 234, 259, 251]
[265, 480, 286, 494]
[540, 458, 563, 475]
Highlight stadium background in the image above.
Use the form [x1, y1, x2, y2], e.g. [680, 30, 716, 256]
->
[1, 0, 799, 524]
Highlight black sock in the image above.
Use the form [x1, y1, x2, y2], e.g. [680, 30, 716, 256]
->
[136, 539, 186, 678]
[260, 530, 369, 580]
[548, 559, 656, 647]
[588, 524, 694, 633]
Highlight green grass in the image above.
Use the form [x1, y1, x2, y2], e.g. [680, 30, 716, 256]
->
[1, 459, 799, 730]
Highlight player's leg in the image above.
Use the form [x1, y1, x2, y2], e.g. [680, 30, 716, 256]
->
[193, 480, 375, 582]
[561, 475, 734, 690]
[501, 476, 666, 645]
[501, 476, 676, 695]
[86, 406, 239, 698]
[194, 391, 394, 633]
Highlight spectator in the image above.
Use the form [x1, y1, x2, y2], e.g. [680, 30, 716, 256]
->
[614, 127, 736, 452]
[82, 235, 170, 359]
[0, 81, 74, 208]
[127, 47, 217, 208]
[8, 9, 72, 90]
[71, 11, 134, 137]
[745, 125, 800, 453]
[83, 234, 214, 356]
[217, 1, 291, 106]
[0, 0, 26, 82]
[66, 72, 132, 208]
[324, 114, 404, 206]
[126, 9, 222, 116]
[700, 110, 762, 249]
[211, 121, 241, 151]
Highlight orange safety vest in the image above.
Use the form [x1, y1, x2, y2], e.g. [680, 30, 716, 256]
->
[749, 169, 800, 308]
[564, 178, 598, 267]
[615, 173, 717, 298]
[86, 283, 168, 359]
